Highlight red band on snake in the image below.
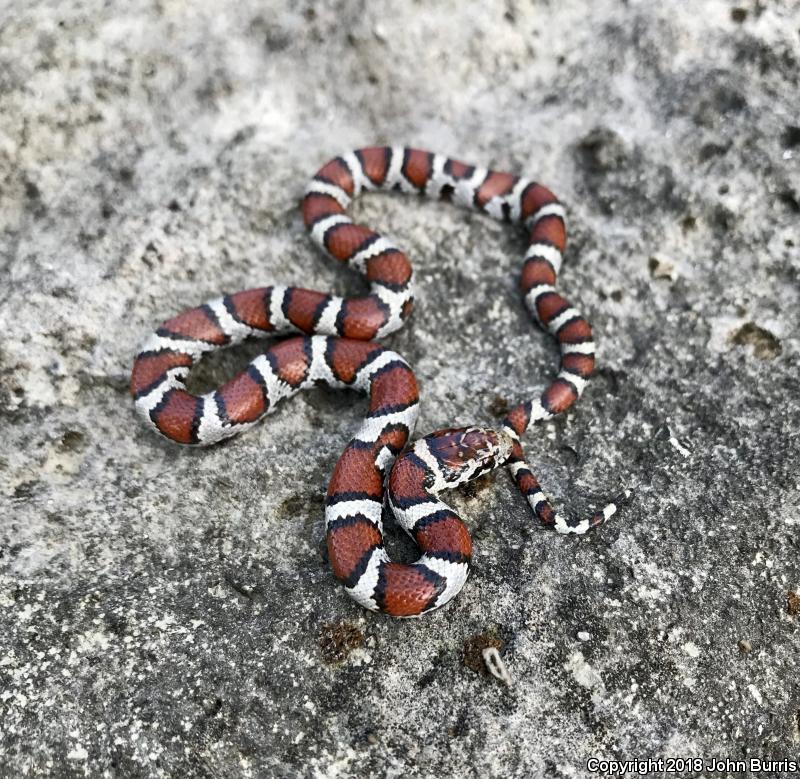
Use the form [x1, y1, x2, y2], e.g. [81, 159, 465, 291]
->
[130, 147, 630, 617]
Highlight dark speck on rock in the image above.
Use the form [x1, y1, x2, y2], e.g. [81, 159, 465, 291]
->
[319, 623, 365, 663]
[777, 190, 800, 213]
[577, 127, 629, 174]
[12, 480, 38, 499]
[781, 125, 800, 148]
[699, 141, 730, 161]
[250, 15, 292, 51]
[729, 322, 782, 360]
[59, 429, 86, 452]
[692, 80, 747, 127]
[488, 394, 510, 417]
[462, 633, 504, 675]
[24, 180, 41, 200]
[461, 473, 493, 499]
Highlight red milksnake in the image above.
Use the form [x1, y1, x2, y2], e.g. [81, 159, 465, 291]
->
[130, 147, 631, 617]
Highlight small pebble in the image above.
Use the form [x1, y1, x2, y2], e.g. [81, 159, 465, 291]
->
[649, 254, 678, 281]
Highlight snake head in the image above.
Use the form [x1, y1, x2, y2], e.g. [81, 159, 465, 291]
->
[422, 426, 513, 486]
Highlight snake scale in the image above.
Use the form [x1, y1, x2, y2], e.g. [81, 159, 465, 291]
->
[130, 146, 630, 617]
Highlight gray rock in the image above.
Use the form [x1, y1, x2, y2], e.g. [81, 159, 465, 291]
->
[2, 1, 799, 776]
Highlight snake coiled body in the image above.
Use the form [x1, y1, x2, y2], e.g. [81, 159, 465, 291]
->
[131, 147, 630, 617]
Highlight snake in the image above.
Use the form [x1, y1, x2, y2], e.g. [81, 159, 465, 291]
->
[130, 146, 630, 617]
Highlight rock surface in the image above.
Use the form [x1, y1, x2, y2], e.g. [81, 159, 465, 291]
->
[2, 1, 799, 776]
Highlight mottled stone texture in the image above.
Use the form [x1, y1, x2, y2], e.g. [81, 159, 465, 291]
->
[1, 1, 799, 776]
